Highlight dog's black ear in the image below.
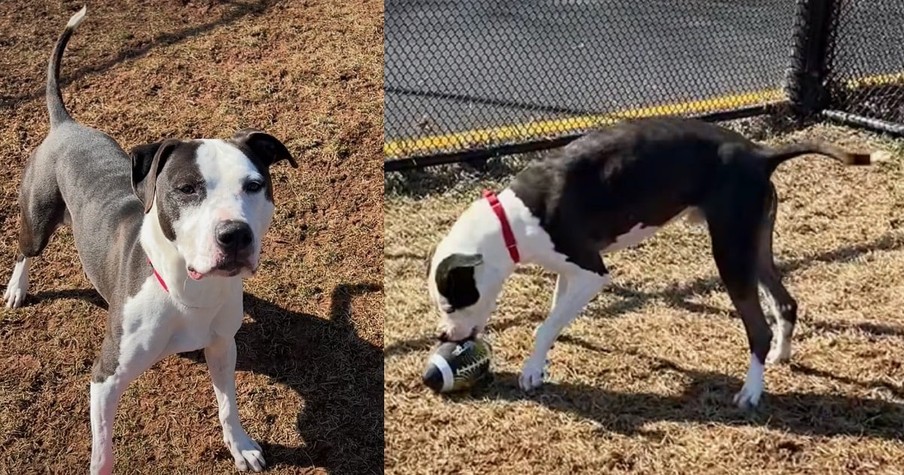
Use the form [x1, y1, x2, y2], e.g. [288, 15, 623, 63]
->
[232, 128, 298, 169]
[434, 253, 483, 311]
[130, 139, 180, 213]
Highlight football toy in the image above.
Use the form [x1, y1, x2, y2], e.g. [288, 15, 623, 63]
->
[422, 338, 492, 393]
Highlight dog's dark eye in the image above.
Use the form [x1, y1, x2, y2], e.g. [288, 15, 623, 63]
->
[177, 184, 196, 195]
[245, 181, 264, 193]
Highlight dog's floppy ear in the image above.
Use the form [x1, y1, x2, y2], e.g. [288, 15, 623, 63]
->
[434, 253, 483, 311]
[130, 139, 180, 213]
[232, 128, 298, 169]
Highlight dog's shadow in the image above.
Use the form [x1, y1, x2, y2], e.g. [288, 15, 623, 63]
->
[453, 361, 904, 441]
[32, 283, 383, 474]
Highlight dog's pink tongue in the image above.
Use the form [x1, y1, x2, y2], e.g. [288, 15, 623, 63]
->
[188, 269, 204, 280]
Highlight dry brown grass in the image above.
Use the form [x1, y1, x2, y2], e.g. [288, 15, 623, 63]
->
[385, 122, 904, 474]
[0, 1, 382, 473]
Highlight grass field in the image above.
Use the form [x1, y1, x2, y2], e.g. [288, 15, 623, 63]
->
[385, 122, 904, 474]
[0, 1, 382, 473]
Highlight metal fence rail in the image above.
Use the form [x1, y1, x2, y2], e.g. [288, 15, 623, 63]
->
[385, 0, 904, 170]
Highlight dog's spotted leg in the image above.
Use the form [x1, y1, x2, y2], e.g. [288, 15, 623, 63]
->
[706, 187, 773, 409]
[521, 268, 609, 391]
[725, 290, 772, 409]
[757, 185, 798, 365]
[4, 255, 30, 308]
[206, 335, 266, 472]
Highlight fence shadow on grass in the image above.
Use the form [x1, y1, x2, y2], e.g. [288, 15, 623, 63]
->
[29, 283, 384, 475]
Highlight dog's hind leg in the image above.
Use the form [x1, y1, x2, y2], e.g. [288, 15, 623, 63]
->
[521, 255, 610, 391]
[704, 180, 773, 409]
[4, 150, 67, 308]
[756, 184, 798, 365]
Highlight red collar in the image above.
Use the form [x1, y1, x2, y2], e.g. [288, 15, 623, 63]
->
[147, 258, 169, 293]
[483, 190, 520, 263]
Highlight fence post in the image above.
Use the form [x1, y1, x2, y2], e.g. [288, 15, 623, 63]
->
[785, 0, 840, 117]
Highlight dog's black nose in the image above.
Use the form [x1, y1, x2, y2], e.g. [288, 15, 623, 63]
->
[215, 220, 253, 252]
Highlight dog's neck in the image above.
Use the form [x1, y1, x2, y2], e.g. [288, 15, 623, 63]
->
[435, 188, 559, 288]
[139, 209, 238, 309]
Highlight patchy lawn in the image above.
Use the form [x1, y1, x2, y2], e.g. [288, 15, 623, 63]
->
[385, 122, 904, 474]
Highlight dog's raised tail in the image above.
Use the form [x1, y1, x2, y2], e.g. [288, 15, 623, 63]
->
[47, 6, 87, 127]
[764, 141, 891, 170]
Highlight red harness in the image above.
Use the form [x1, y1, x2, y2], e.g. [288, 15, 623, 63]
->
[147, 258, 169, 293]
[483, 190, 520, 264]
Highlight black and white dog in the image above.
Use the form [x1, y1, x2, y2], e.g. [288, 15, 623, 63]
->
[427, 116, 885, 408]
[3, 8, 296, 473]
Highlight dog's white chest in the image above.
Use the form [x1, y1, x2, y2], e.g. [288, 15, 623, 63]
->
[601, 223, 661, 254]
[120, 278, 236, 357]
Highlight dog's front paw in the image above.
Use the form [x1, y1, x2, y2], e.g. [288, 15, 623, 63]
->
[519, 358, 547, 391]
[226, 435, 266, 472]
[3, 285, 26, 309]
[733, 380, 763, 410]
[4, 266, 28, 309]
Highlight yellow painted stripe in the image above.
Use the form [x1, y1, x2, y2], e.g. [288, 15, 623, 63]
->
[844, 71, 904, 89]
[384, 88, 784, 158]
[384, 71, 904, 159]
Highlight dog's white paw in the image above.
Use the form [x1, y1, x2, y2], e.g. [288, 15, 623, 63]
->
[3, 285, 26, 309]
[734, 354, 765, 409]
[4, 260, 29, 309]
[226, 435, 266, 472]
[519, 358, 547, 391]
[733, 383, 763, 409]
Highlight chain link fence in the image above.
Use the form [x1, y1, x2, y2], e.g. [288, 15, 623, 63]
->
[385, 0, 797, 165]
[823, 0, 904, 133]
[385, 0, 904, 169]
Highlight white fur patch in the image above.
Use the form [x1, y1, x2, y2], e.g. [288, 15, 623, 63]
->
[734, 353, 765, 409]
[4, 257, 29, 308]
[870, 150, 893, 163]
[173, 140, 274, 277]
[89, 381, 116, 474]
[67, 6, 87, 28]
[602, 223, 661, 253]
[767, 319, 794, 364]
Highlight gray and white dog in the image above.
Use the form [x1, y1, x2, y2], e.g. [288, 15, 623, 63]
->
[3, 8, 297, 473]
[428, 115, 885, 408]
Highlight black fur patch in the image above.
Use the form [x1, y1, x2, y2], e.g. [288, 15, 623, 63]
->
[228, 129, 297, 202]
[434, 253, 482, 311]
[129, 140, 204, 241]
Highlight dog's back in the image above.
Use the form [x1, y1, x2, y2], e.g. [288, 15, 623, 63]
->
[510, 117, 740, 246]
[21, 8, 143, 302]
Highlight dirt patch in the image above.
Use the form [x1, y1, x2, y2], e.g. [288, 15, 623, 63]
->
[0, 0, 382, 473]
[385, 122, 904, 474]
